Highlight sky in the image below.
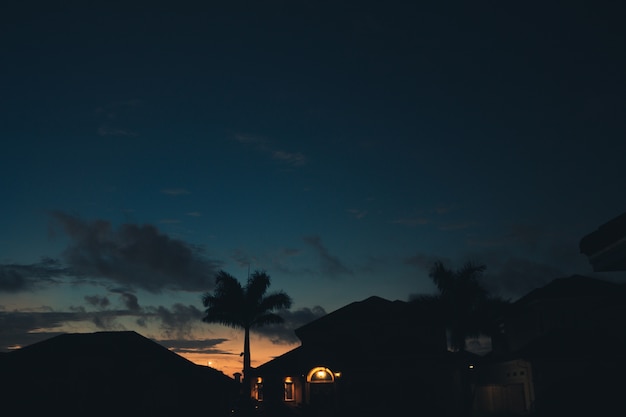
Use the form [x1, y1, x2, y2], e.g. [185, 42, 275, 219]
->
[1, 0, 626, 378]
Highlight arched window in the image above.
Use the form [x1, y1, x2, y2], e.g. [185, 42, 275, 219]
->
[306, 367, 335, 383]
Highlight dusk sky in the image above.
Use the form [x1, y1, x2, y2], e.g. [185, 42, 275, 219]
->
[2, 1, 625, 377]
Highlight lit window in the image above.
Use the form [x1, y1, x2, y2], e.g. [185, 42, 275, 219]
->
[254, 378, 264, 401]
[284, 377, 294, 401]
[307, 367, 335, 383]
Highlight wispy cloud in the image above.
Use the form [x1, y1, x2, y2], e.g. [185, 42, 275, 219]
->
[302, 235, 352, 278]
[0, 301, 222, 353]
[255, 306, 327, 344]
[347, 208, 367, 219]
[233, 134, 307, 167]
[272, 150, 306, 166]
[160, 337, 232, 356]
[0, 258, 67, 293]
[478, 255, 566, 299]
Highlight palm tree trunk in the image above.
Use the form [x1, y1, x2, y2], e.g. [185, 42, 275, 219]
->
[242, 326, 252, 399]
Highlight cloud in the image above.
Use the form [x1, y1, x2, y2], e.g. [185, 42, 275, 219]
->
[0, 310, 74, 349]
[254, 306, 327, 344]
[302, 235, 352, 277]
[272, 150, 306, 166]
[151, 303, 203, 340]
[49, 211, 222, 292]
[160, 337, 232, 356]
[233, 134, 307, 167]
[0, 302, 220, 354]
[479, 256, 566, 299]
[114, 291, 141, 312]
[347, 209, 367, 219]
[84, 294, 110, 309]
[459, 223, 603, 299]
[0, 258, 67, 293]
[405, 248, 565, 300]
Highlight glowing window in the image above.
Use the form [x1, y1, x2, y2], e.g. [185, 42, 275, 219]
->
[254, 378, 264, 401]
[284, 377, 294, 401]
[306, 367, 335, 383]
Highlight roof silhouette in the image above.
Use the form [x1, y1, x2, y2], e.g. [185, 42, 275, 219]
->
[580, 210, 626, 271]
[513, 274, 624, 306]
[0, 330, 238, 416]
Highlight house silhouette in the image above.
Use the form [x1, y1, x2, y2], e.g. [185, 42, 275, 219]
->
[0, 331, 238, 416]
[476, 275, 626, 416]
[3, 276, 624, 416]
[249, 295, 475, 417]
[245, 280, 626, 417]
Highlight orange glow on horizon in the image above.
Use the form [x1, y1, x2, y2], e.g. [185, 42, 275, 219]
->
[175, 338, 300, 379]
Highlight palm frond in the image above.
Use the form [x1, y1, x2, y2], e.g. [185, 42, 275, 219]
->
[245, 270, 271, 303]
[253, 312, 285, 327]
[258, 291, 293, 313]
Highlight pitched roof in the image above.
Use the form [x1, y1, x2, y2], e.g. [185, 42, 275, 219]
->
[294, 295, 404, 340]
[255, 295, 448, 377]
[0, 330, 237, 416]
[513, 275, 623, 307]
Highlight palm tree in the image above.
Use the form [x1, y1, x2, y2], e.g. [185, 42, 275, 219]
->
[201, 269, 292, 401]
[426, 260, 510, 351]
[424, 261, 510, 417]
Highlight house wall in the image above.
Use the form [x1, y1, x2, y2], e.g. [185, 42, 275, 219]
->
[474, 359, 534, 414]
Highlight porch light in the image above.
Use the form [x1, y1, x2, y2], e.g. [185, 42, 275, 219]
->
[284, 376, 293, 383]
[257, 377, 263, 383]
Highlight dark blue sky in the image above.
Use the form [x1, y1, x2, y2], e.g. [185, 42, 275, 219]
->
[2, 0, 625, 374]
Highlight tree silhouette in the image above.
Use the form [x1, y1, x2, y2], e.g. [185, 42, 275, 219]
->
[414, 261, 510, 417]
[201, 269, 292, 403]
[425, 261, 509, 352]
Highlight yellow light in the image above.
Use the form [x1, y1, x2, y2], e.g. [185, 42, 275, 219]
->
[285, 376, 292, 383]
[468, 364, 474, 369]
[257, 377, 263, 383]
[334, 372, 341, 378]
[316, 370, 326, 379]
